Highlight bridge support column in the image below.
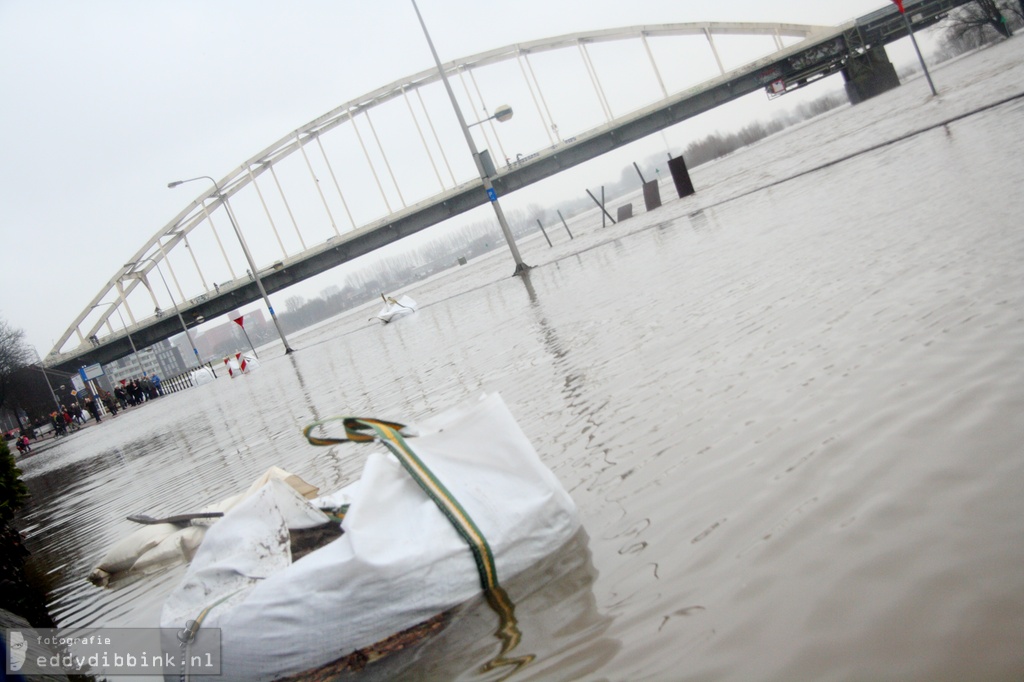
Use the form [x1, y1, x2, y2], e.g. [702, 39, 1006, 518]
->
[842, 46, 900, 105]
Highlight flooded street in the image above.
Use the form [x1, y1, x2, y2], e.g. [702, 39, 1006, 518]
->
[17, 38, 1024, 681]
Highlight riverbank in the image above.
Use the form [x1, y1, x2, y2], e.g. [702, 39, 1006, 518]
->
[10, 391, 171, 461]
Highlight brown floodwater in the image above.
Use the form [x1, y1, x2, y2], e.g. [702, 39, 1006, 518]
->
[16, 39, 1024, 681]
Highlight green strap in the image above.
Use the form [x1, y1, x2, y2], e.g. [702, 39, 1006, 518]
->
[304, 416, 500, 592]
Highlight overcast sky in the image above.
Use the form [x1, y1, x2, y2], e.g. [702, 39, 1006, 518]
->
[1, 0, 900, 357]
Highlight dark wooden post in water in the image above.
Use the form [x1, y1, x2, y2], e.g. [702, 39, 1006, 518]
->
[668, 155, 696, 198]
[643, 181, 662, 210]
[586, 188, 617, 226]
[634, 161, 662, 211]
[536, 219, 552, 247]
[557, 210, 574, 240]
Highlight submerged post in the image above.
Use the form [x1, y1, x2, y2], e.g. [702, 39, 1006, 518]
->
[586, 188, 617, 226]
[536, 219, 552, 247]
[893, 0, 938, 96]
[169, 175, 295, 355]
[410, 0, 530, 276]
[557, 210, 574, 240]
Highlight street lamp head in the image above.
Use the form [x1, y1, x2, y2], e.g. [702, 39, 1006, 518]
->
[493, 104, 513, 122]
[168, 175, 219, 192]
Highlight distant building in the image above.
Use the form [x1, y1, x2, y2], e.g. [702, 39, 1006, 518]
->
[102, 339, 187, 386]
[191, 310, 272, 360]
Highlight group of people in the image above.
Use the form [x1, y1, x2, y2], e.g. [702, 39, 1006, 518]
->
[115, 374, 163, 408]
[8, 372, 170, 457]
[48, 398, 97, 436]
[14, 433, 32, 454]
[36, 374, 165, 442]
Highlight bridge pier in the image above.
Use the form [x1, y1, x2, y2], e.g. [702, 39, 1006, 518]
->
[842, 46, 901, 104]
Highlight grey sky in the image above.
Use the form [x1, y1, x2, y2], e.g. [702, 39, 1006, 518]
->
[1, 0, 897, 356]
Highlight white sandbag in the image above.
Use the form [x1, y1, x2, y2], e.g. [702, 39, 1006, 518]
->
[376, 294, 417, 323]
[191, 367, 216, 386]
[224, 353, 260, 377]
[240, 354, 259, 373]
[159, 393, 579, 681]
[89, 467, 319, 586]
[91, 523, 180, 581]
[131, 526, 206, 573]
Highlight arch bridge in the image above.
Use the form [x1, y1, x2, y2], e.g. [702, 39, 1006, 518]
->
[47, 0, 971, 372]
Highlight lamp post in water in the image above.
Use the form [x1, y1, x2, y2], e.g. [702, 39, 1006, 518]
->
[891, 0, 937, 96]
[409, 0, 529, 276]
[168, 175, 295, 354]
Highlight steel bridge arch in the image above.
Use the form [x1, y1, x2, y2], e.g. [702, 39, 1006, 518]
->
[50, 21, 830, 366]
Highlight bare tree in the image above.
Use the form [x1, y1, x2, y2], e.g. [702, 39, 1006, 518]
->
[945, 0, 1016, 45]
[0, 319, 33, 415]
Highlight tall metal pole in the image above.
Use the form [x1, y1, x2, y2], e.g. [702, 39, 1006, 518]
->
[133, 252, 204, 368]
[39, 366, 62, 411]
[410, 0, 529, 276]
[897, 3, 937, 96]
[169, 175, 295, 354]
[114, 308, 148, 377]
[93, 302, 147, 377]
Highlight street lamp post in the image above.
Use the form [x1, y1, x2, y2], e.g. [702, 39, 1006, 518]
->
[168, 176, 295, 354]
[892, 0, 937, 96]
[125, 256, 204, 368]
[31, 349, 62, 412]
[38, 365, 62, 412]
[93, 302, 147, 377]
[410, 0, 529, 276]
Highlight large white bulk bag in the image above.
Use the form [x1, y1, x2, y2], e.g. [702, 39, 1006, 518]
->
[159, 393, 579, 681]
[376, 294, 417, 323]
[191, 367, 216, 386]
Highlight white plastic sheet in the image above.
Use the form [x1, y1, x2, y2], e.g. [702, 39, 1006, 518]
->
[89, 467, 318, 586]
[159, 393, 580, 681]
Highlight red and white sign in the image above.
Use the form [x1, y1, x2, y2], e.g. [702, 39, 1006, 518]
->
[891, 0, 905, 13]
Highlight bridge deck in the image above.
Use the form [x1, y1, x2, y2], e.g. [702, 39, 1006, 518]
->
[47, 0, 972, 372]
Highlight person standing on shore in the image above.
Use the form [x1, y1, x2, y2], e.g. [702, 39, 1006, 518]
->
[84, 396, 102, 423]
[101, 391, 118, 416]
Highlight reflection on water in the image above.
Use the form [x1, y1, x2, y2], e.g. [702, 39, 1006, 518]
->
[301, 529, 617, 682]
[15, 48, 1024, 680]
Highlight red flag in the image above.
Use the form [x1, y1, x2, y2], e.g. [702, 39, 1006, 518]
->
[891, 0, 905, 12]
[233, 316, 245, 328]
